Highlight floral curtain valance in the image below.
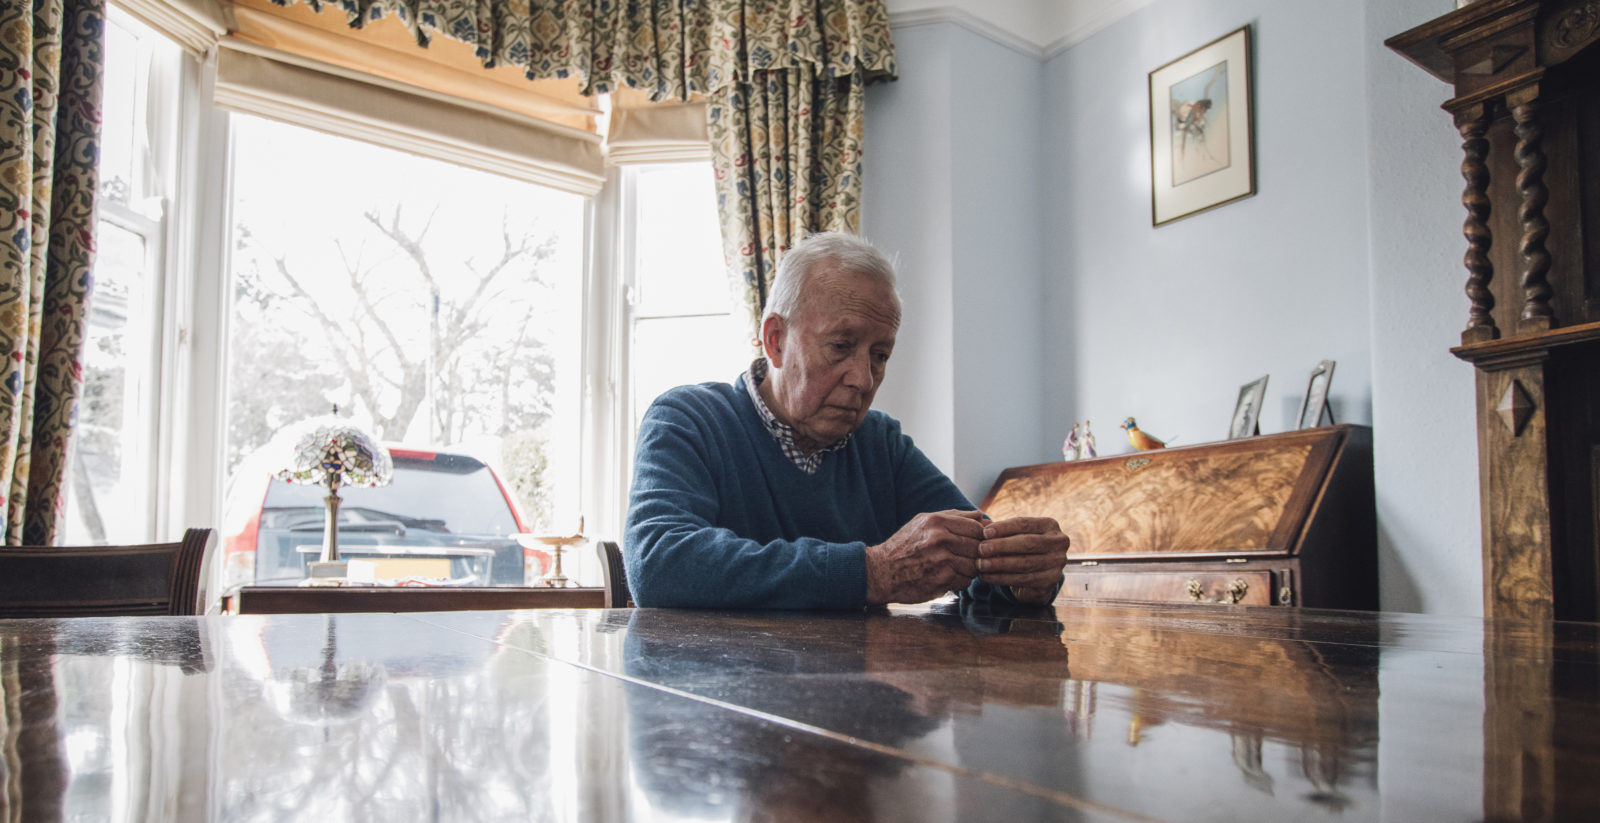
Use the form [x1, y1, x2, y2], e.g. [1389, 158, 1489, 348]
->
[276, 0, 898, 101]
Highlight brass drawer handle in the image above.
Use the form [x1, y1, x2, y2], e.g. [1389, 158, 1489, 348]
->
[1185, 578, 1249, 604]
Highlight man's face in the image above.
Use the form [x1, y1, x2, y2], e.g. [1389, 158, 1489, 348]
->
[762, 265, 899, 454]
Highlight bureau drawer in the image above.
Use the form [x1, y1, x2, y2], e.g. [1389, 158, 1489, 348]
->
[1058, 570, 1275, 606]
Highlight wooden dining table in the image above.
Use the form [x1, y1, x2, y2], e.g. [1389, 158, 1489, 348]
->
[0, 598, 1595, 821]
[222, 584, 608, 614]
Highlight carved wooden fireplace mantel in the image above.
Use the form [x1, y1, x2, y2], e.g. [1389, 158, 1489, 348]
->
[1388, 0, 1600, 622]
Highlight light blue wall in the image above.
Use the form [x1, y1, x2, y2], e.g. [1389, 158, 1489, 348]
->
[1043, 0, 1373, 443]
[863, 22, 958, 476]
[866, 0, 1483, 614]
[864, 22, 1047, 503]
[1363, 0, 1483, 615]
[949, 27, 1047, 499]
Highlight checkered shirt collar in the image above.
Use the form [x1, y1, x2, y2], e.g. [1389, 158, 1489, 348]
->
[743, 358, 849, 475]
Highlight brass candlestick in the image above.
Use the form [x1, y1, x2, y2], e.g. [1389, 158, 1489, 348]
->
[529, 517, 586, 588]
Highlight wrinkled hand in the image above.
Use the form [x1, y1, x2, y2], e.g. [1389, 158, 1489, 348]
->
[865, 510, 985, 604]
[977, 517, 1070, 604]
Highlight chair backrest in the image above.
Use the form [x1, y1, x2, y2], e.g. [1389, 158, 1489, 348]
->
[0, 528, 215, 618]
[596, 540, 632, 608]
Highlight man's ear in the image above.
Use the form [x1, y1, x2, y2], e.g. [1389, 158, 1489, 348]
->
[761, 315, 788, 368]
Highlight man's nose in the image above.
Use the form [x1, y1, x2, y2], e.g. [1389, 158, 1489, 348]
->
[843, 351, 876, 390]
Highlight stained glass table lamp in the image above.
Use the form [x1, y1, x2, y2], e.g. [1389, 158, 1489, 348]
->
[276, 421, 393, 584]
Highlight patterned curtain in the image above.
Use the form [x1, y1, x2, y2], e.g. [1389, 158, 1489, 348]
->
[706, 66, 869, 337]
[271, 0, 898, 335]
[0, 0, 105, 545]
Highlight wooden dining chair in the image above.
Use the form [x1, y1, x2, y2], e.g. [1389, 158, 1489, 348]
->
[0, 527, 215, 618]
[596, 540, 632, 608]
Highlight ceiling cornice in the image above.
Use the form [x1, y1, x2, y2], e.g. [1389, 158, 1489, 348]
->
[887, 7, 1047, 60]
[886, 1, 1152, 61]
[1043, 0, 1152, 58]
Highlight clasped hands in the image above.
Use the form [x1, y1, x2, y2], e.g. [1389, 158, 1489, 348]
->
[864, 510, 1070, 605]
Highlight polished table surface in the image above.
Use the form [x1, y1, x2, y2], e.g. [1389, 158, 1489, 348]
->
[1, 599, 1596, 821]
[223, 584, 607, 614]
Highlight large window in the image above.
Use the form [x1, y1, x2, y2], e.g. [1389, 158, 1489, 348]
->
[621, 163, 748, 432]
[61, 11, 735, 603]
[62, 9, 179, 545]
[223, 115, 585, 533]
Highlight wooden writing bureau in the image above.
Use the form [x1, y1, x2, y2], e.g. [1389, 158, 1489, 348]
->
[981, 424, 1376, 608]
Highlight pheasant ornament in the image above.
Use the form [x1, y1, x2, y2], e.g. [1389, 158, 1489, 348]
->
[1121, 417, 1169, 451]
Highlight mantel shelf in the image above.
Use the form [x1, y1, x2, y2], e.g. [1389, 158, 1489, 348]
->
[1451, 320, 1600, 366]
[1384, 0, 1540, 83]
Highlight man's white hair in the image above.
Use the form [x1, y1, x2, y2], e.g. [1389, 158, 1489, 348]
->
[763, 231, 900, 324]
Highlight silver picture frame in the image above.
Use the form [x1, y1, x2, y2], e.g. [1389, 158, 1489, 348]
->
[1295, 360, 1337, 429]
[1230, 375, 1269, 439]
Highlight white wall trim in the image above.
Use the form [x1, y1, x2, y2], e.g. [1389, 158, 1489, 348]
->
[889, 2, 1152, 61]
[889, 7, 1046, 60]
[1043, 0, 1153, 59]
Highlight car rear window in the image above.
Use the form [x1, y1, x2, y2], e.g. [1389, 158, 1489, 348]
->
[260, 454, 519, 537]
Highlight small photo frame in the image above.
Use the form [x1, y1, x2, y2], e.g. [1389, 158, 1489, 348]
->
[1230, 375, 1269, 439]
[1149, 24, 1256, 226]
[1296, 360, 1337, 429]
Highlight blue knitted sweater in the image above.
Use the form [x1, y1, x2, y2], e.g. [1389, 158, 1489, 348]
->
[624, 377, 1015, 609]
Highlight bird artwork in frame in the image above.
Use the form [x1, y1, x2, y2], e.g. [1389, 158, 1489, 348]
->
[1149, 24, 1256, 225]
[1230, 375, 1269, 439]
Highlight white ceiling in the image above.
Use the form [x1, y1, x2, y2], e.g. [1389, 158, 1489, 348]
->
[882, 0, 1150, 53]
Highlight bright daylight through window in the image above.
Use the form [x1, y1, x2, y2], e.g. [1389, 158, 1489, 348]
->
[61, 8, 737, 604]
[625, 163, 749, 431]
[63, 10, 175, 545]
[222, 114, 585, 587]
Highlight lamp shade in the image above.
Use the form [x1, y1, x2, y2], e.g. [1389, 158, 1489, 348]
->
[275, 423, 393, 489]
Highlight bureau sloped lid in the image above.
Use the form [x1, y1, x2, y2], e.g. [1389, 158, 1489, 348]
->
[979, 427, 1350, 560]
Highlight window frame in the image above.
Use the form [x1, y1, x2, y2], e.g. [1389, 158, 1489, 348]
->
[67, 7, 188, 546]
[89, 16, 730, 607]
[597, 158, 737, 542]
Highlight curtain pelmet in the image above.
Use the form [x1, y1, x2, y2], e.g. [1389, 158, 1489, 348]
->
[274, 0, 897, 97]
[0, 0, 104, 546]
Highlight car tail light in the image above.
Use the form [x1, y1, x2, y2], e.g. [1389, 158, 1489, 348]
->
[221, 487, 267, 591]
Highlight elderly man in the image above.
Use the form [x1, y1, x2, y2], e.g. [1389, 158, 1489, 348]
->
[624, 232, 1070, 608]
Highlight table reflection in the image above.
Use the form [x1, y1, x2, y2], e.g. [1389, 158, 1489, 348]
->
[215, 613, 562, 821]
[0, 600, 1596, 822]
[582, 602, 1378, 819]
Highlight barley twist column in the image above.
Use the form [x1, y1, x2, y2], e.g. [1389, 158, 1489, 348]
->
[1511, 92, 1554, 331]
[1457, 104, 1496, 343]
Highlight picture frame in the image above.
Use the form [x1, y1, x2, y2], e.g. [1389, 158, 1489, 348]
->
[1149, 25, 1256, 226]
[1230, 375, 1269, 439]
[1295, 360, 1337, 429]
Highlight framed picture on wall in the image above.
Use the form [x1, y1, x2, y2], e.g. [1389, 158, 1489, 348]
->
[1230, 374, 1269, 439]
[1148, 24, 1256, 226]
[1296, 360, 1337, 429]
